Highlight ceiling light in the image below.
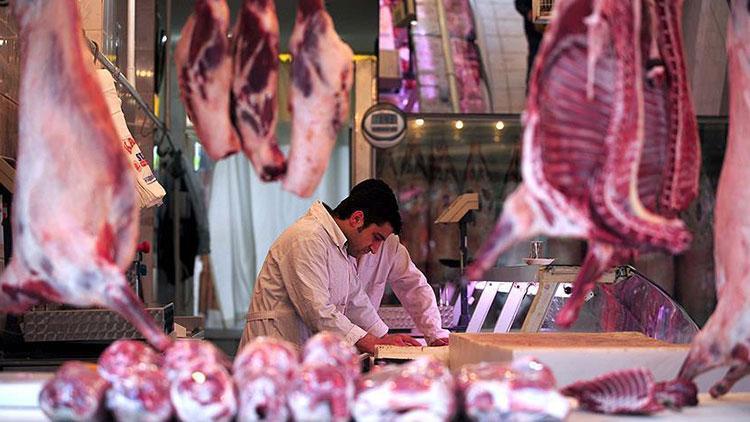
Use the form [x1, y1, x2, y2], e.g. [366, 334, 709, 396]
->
[415, 118, 425, 127]
[496, 121, 505, 130]
[454, 120, 464, 130]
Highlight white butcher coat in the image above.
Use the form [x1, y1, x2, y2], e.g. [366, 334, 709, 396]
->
[238, 201, 449, 350]
[359, 235, 450, 343]
[239, 201, 389, 349]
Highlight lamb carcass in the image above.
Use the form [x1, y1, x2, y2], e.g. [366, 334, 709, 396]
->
[232, 0, 287, 181]
[282, 0, 354, 197]
[175, 0, 240, 160]
[678, 0, 750, 397]
[465, 0, 699, 328]
[2, 0, 171, 351]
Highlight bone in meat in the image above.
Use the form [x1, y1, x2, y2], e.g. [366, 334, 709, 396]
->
[2, 0, 171, 351]
[464, 0, 699, 328]
[175, 0, 240, 160]
[231, 0, 286, 181]
[678, 0, 750, 397]
[282, 0, 354, 197]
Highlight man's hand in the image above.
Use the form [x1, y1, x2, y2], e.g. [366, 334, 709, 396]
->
[355, 333, 421, 354]
[428, 337, 449, 347]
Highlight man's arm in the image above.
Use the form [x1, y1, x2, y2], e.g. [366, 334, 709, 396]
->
[387, 241, 450, 345]
[278, 237, 369, 345]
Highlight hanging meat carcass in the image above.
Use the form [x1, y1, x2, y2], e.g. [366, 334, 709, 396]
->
[465, 0, 699, 328]
[282, 0, 354, 197]
[232, 0, 287, 181]
[1, 0, 171, 351]
[678, 0, 750, 397]
[175, 0, 241, 160]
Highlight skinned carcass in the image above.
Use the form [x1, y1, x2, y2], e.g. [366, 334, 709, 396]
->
[175, 0, 241, 160]
[282, 0, 354, 197]
[1, 0, 171, 351]
[232, 0, 287, 181]
[678, 0, 750, 397]
[465, 0, 699, 328]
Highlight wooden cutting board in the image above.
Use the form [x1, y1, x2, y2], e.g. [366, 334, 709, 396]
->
[449, 332, 689, 387]
[374, 345, 449, 363]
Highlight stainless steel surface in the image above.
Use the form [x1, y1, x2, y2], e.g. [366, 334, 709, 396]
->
[466, 281, 500, 332]
[493, 281, 530, 332]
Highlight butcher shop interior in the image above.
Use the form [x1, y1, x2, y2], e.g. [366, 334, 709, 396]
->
[0, 0, 748, 420]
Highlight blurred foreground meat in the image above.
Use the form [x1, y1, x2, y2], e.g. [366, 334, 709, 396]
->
[1, 0, 171, 351]
[288, 364, 354, 422]
[282, 0, 354, 197]
[175, 0, 240, 160]
[561, 368, 697, 414]
[234, 337, 299, 422]
[39, 362, 109, 422]
[465, 0, 699, 328]
[457, 358, 569, 421]
[232, 0, 287, 181]
[97, 340, 161, 383]
[354, 357, 456, 421]
[678, 0, 750, 397]
[302, 331, 360, 381]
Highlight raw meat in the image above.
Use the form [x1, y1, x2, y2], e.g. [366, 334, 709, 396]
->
[398, 144, 431, 275]
[302, 331, 360, 381]
[353, 356, 455, 422]
[39, 361, 109, 422]
[235, 371, 291, 422]
[234, 337, 299, 422]
[464, 0, 699, 328]
[561, 368, 696, 414]
[97, 340, 161, 384]
[233, 336, 299, 381]
[106, 367, 173, 422]
[171, 363, 237, 422]
[288, 364, 354, 422]
[231, 0, 287, 181]
[163, 340, 231, 382]
[678, 0, 750, 397]
[457, 358, 569, 421]
[282, 0, 354, 197]
[175, 0, 240, 160]
[2, 0, 171, 351]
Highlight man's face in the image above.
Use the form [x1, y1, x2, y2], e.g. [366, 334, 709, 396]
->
[345, 211, 393, 258]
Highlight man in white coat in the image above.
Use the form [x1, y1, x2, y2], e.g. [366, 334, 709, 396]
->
[238, 179, 449, 353]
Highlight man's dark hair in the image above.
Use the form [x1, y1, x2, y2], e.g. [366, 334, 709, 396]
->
[331, 179, 402, 234]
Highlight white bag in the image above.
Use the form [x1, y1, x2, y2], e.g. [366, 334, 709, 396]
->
[96, 69, 166, 209]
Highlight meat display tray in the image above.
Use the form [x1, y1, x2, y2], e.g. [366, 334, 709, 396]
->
[378, 305, 454, 329]
[19, 304, 173, 342]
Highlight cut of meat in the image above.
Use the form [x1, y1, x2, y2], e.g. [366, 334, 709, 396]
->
[561, 368, 697, 414]
[39, 361, 109, 422]
[233, 336, 299, 381]
[282, 0, 354, 197]
[678, 0, 750, 397]
[353, 356, 455, 421]
[97, 340, 161, 384]
[171, 363, 237, 422]
[106, 367, 173, 422]
[457, 358, 569, 421]
[234, 337, 299, 422]
[231, 0, 287, 181]
[302, 332, 360, 381]
[175, 0, 240, 160]
[464, 0, 699, 328]
[287, 364, 354, 422]
[3, 0, 171, 351]
[236, 371, 291, 422]
[163, 340, 231, 382]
